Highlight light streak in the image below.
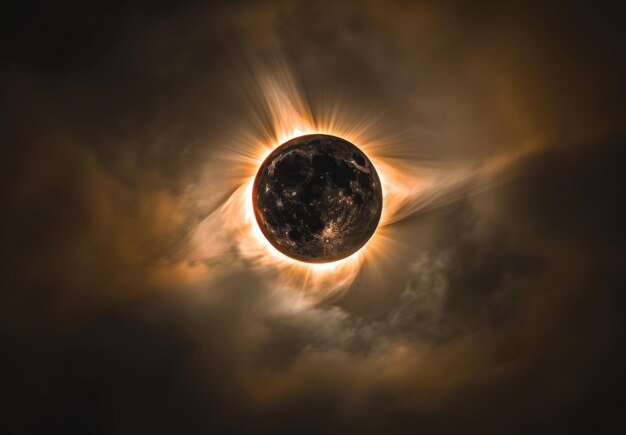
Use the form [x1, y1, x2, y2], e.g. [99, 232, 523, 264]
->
[180, 57, 542, 305]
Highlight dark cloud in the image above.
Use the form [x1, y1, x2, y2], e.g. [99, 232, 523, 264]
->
[2, 1, 625, 434]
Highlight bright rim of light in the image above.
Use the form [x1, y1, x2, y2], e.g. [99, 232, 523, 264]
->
[186, 58, 538, 305]
[245, 127, 382, 274]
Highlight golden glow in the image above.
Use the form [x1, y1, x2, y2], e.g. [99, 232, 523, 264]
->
[237, 123, 383, 302]
[182, 57, 542, 305]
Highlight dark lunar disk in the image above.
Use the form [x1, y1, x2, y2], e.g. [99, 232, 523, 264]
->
[253, 134, 383, 263]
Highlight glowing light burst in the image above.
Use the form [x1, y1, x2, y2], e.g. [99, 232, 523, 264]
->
[181, 58, 542, 305]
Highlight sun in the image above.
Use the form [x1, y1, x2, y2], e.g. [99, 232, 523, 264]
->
[243, 129, 382, 272]
[251, 133, 382, 264]
[183, 56, 542, 305]
[185, 59, 422, 303]
[231, 119, 395, 302]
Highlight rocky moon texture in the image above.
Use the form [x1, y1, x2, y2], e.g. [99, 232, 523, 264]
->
[253, 134, 383, 263]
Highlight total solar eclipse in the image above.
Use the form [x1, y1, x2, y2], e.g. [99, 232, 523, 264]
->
[253, 134, 383, 263]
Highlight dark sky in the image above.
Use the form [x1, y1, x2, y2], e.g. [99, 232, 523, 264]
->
[2, 1, 626, 434]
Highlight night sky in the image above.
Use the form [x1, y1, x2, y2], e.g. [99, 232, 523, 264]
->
[2, 1, 625, 434]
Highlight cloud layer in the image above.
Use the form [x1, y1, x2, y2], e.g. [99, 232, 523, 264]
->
[2, 1, 625, 434]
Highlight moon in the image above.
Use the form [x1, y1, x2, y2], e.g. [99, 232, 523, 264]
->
[252, 134, 383, 263]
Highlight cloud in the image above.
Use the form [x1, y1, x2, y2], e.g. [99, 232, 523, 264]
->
[1, 1, 625, 434]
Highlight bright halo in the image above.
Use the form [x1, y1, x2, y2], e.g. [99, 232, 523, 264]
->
[180, 56, 541, 306]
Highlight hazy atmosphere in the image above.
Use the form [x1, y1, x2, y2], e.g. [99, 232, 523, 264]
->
[2, 1, 625, 433]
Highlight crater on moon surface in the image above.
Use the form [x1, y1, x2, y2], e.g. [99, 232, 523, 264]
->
[253, 134, 383, 263]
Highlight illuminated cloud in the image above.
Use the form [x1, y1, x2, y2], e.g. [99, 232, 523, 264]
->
[180, 56, 544, 304]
